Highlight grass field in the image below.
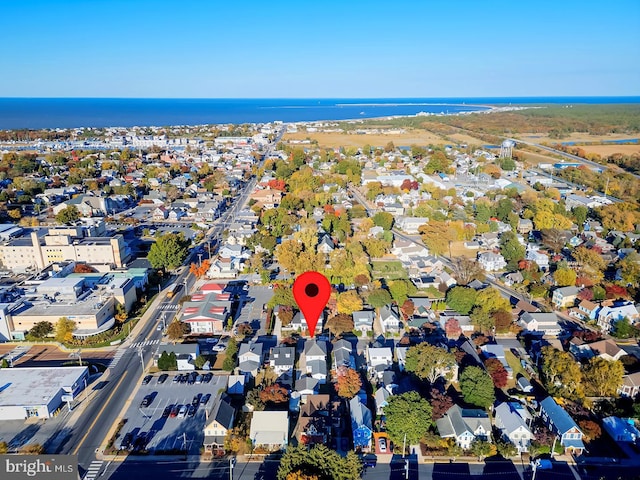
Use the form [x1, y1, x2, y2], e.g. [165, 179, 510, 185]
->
[515, 132, 640, 144]
[283, 129, 445, 148]
[370, 260, 408, 280]
[448, 241, 477, 258]
[505, 350, 527, 389]
[577, 144, 640, 155]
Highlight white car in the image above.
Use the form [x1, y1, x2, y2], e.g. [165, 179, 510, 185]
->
[177, 405, 188, 418]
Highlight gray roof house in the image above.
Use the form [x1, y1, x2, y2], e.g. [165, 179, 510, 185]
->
[436, 405, 492, 450]
[269, 346, 296, 385]
[203, 395, 235, 454]
[238, 342, 263, 378]
[353, 310, 375, 333]
[374, 387, 391, 416]
[494, 402, 533, 453]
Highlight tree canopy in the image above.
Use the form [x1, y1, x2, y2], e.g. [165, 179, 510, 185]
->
[459, 366, 495, 409]
[384, 391, 434, 447]
[148, 232, 190, 271]
[404, 343, 456, 384]
[277, 444, 361, 480]
[445, 286, 478, 315]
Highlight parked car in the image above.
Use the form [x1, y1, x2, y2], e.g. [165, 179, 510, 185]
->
[187, 404, 197, 417]
[532, 459, 553, 470]
[195, 375, 203, 384]
[179, 374, 188, 384]
[142, 375, 152, 385]
[203, 373, 213, 383]
[177, 405, 188, 418]
[187, 373, 196, 385]
[378, 437, 387, 453]
[120, 432, 133, 450]
[162, 405, 172, 418]
[170, 405, 180, 417]
[205, 338, 218, 344]
[200, 393, 211, 405]
[140, 395, 153, 408]
[158, 374, 169, 384]
[192, 394, 202, 405]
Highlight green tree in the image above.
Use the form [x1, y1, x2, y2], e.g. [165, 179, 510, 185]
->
[372, 211, 394, 231]
[583, 357, 624, 397]
[0, 440, 8, 453]
[194, 354, 207, 369]
[470, 440, 495, 460]
[55, 205, 81, 224]
[157, 351, 178, 370]
[459, 366, 495, 409]
[385, 391, 434, 447]
[475, 288, 510, 313]
[404, 343, 456, 384]
[223, 338, 238, 371]
[55, 317, 76, 343]
[367, 288, 392, 308]
[148, 233, 189, 271]
[572, 206, 588, 227]
[277, 444, 361, 480]
[612, 317, 638, 339]
[541, 346, 583, 400]
[451, 256, 484, 286]
[29, 321, 53, 338]
[499, 231, 525, 269]
[388, 279, 416, 305]
[445, 286, 478, 315]
[618, 253, 640, 287]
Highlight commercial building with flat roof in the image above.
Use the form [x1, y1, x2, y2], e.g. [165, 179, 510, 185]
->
[0, 366, 88, 420]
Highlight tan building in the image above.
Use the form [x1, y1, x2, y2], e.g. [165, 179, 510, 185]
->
[0, 232, 129, 272]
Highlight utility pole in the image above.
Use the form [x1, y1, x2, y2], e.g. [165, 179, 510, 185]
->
[229, 457, 235, 480]
[403, 432, 408, 480]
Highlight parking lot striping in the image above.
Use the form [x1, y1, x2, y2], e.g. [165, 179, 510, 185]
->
[129, 339, 160, 349]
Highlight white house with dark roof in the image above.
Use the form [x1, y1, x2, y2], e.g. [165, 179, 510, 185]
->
[353, 310, 375, 333]
[494, 402, 533, 453]
[269, 346, 296, 386]
[477, 252, 507, 272]
[518, 312, 561, 336]
[378, 305, 401, 333]
[436, 405, 492, 450]
[597, 302, 640, 333]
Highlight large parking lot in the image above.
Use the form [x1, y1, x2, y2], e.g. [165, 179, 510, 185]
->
[116, 371, 227, 455]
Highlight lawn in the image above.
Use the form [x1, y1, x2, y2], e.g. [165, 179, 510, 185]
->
[370, 260, 408, 280]
[504, 349, 526, 389]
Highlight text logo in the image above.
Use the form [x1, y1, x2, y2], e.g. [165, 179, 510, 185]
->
[1, 455, 77, 480]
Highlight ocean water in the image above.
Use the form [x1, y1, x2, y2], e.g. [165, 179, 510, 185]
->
[0, 97, 638, 130]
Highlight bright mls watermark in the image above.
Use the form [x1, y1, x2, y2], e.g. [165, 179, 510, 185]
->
[1, 455, 77, 480]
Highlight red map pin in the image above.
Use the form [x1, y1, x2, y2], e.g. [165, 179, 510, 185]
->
[292, 271, 331, 338]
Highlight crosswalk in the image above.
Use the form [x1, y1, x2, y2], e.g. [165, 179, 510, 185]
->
[83, 461, 103, 480]
[129, 339, 160, 349]
[109, 348, 126, 369]
[158, 303, 180, 311]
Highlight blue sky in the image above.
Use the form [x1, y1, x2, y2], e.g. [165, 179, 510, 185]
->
[1, 0, 638, 98]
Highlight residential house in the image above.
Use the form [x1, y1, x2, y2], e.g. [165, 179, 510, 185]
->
[155, 343, 200, 371]
[477, 252, 507, 272]
[353, 310, 375, 334]
[293, 394, 331, 447]
[618, 372, 640, 398]
[227, 375, 246, 395]
[436, 405, 492, 450]
[602, 416, 640, 444]
[367, 347, 393, 380]
[576, 300, 600, 321]
[333, 339, 356, 370]
[294, 376, 320, 403]
[597, 302, 640, 333]
[480, 344, 513, 378]
[203, 395, 235, 455]
[237, 342, 263, 378]
[584, 339, 626, 361]
[379, 304, 401, 333]
[349, 396, 373, 451]
[494, 402, 533, 453]
[518, 312, 561, 336]
[269, 346, 296, 386]
[317, 235, 335, 254]
[502, 272, 524, 287]
[303, 339, 328, 384]
[517, 218, 534, 235]
[289, 311, 324, 335]
[374, 387, 391, 416]
[396, 216, 428, 234]
[249, 411, 289, 450]
[517, 376, 533, 393]
[552, 286, 581, 309]
[526, 247, 549, 270]
[539, 396, 585, 454]
[396, 346, 409, 372]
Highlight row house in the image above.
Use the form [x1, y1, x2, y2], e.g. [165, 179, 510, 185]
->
[539, 397, 584, 454]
